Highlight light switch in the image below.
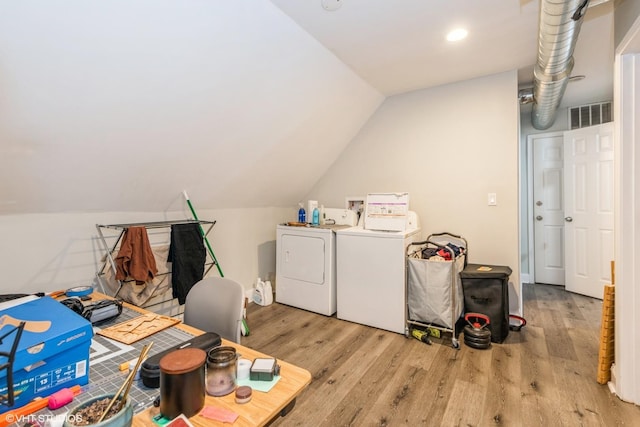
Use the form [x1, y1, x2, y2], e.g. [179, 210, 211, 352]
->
[488, 193, 497, 206]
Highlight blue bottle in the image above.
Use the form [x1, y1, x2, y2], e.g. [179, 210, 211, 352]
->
[298, 204, 306, 223]
[312, 208, 320, 225]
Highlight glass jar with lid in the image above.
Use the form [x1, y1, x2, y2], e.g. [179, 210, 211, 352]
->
[206, 346, 237, 396]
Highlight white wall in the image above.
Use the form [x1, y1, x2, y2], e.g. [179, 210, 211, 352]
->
[0, 207, 291, 295]
[0, 0, 383, 300]
[307, 71, 522, 313]
[0, 70, 523, 312]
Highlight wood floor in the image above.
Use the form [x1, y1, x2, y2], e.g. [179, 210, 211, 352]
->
[242, 283, 640, 426]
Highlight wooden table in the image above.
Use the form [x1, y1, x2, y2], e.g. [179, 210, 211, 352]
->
[95, 294, 312, 427]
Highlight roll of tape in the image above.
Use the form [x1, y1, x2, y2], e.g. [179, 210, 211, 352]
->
[237, 358, 251, 380]
[65, 286, 93, 297]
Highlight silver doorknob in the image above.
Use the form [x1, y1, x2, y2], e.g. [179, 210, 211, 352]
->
[565, 217, 573, 222]
[536, 215, 543, 221]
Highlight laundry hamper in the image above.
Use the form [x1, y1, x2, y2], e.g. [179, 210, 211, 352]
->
[406, 232, 467, 348]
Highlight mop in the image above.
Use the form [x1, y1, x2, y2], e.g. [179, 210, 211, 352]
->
[182, 191, 250, 336]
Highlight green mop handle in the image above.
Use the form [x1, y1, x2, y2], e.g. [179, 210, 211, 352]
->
[183, 191, 224, 277]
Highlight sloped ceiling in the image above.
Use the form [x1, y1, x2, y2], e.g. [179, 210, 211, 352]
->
[0, 0, 383, 214]
[0, 0, 613, 215]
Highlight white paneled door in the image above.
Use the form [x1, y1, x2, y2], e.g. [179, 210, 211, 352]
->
[533, 133, 565, 285]
[563, 122, 614, 299]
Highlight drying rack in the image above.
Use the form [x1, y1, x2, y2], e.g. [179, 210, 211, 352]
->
[95, 220, 219, 301]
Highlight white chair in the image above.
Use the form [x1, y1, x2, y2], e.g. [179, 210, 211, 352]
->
[183, 277, 245, 343]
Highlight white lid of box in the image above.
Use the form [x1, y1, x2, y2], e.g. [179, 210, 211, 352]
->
[364, 192, 409, 232]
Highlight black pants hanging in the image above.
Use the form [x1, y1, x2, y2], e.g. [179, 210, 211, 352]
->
[168, 223, 206, 304]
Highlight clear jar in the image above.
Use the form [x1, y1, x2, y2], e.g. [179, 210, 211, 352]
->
[206, 346, 237, 396]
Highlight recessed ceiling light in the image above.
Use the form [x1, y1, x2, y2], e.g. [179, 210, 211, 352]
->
[446, 28, 468, 42]
[321, 0, 342, 11]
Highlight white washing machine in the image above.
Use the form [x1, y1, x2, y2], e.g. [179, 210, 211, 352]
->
[276, 223, 349, 316]
[336, 225, 422, 334]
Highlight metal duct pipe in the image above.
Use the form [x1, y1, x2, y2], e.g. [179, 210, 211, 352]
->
[531, 0, 590, 130]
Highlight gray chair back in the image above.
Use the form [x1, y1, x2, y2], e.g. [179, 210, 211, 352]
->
[183, 277, 244, 343]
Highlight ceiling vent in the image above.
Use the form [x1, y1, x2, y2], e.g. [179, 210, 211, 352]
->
[568, 101, 612, 129]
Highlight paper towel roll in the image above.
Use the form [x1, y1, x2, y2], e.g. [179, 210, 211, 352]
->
[237, 358, 252, 380]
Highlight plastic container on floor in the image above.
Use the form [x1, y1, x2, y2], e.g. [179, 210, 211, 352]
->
[460, 264, 512, 343]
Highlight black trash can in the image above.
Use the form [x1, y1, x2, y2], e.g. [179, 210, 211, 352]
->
[461, 264, 512, 343]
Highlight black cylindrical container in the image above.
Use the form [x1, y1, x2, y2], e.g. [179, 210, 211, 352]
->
[159, 347, 206, 419]
[460, 264, 512, 343]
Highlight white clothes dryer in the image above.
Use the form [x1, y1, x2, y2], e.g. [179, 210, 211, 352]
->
[276, 224, 348, 316]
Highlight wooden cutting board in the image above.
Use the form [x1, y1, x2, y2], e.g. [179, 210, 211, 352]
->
[97, 313, 181, 344]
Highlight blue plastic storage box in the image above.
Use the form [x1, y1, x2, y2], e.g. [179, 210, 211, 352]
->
[0, 296, 93, 412]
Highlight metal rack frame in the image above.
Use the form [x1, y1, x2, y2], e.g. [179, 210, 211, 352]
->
[95, 220, 217, 301]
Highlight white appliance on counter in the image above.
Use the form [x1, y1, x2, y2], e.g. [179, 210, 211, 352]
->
[275, 209, 356, 316]
[322, 208, 357, 226]
[336, 212, 421, 334]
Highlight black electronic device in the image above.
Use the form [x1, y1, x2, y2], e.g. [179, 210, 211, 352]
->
[140, 332, 221, 388]
[59, 298, 123, 325]
[82, 299, 123, 324]
[59, 297, 85, 315]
